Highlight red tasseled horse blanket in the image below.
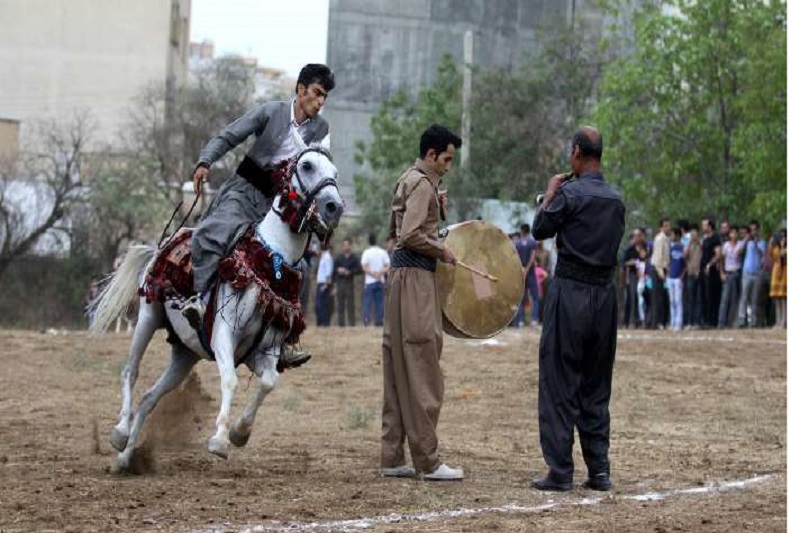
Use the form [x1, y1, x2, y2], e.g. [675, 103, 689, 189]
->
[139, 227, 305, 344]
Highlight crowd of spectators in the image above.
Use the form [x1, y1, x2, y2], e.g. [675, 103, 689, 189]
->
[620, 218, 787, 330]
[509, 217, 786, 332]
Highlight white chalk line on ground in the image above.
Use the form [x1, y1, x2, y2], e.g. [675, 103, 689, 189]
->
[194, 474, 773, 533]
[617, 333, 786, 344]
[499, 329, 786, 345]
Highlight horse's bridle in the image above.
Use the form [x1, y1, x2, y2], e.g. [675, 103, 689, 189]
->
[272, 147, 340, 238]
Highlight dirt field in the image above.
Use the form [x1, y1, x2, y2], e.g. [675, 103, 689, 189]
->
[0, 325, 786, 532]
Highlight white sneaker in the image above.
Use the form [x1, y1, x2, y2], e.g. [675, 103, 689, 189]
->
[380, 465, 416, 478]
[422, 463, 464, 481]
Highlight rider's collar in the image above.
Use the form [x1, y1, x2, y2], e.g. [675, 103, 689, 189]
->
[290, 99, 312, 127]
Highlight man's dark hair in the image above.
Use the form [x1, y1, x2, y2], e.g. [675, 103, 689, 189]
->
[729, 225, 739, 233]
[702, 217, 716, 230]
[368, 233, 377, 246]
[520, 223, 531, 234]
[571, 127, 603, 160]
[749, 219, 760, 229]
[297, 64, 336, 93]
[419, 124, 462, 158]
[659, 217, 670, 228]
[689, 223, 700, 231]
[342, 237, 352, 245]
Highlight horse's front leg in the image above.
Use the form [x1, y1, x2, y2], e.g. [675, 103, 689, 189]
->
[229, 341, 281, 447]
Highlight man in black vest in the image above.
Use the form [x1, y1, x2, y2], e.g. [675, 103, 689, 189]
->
[531, 126, 626, 492]
[182, 64, 335, 332]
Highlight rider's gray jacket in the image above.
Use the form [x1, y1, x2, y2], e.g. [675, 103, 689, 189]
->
[196, 101, 329, 170]
[191, 101, 330, 293]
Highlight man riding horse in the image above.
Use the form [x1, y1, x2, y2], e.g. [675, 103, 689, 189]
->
[183, 63, 336, 369]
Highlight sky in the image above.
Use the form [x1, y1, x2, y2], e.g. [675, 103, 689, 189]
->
[190, 0, 330, 76]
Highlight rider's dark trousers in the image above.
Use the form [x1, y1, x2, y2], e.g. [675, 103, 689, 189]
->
[538, 276, 617, 481]
[191, 174, 271, 293]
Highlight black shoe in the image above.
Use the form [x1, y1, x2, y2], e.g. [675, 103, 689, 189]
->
[276, 345, 312, 373]
[582, 472, 612, 491]
[531, 472, 572, 492]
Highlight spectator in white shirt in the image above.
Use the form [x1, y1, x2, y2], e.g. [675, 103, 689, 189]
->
[315, 242, 334, 327]
[361, 233, 391, 326]
[718, 225, 745, 327]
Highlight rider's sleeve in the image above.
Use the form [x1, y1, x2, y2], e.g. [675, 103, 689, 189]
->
[197, 103, 272, 167]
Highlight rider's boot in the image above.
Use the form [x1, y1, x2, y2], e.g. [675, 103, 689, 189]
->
[278, 344, 312, 372]
[181, 293, 206, 331]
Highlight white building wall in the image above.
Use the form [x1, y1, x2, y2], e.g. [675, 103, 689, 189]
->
[0, 0, 190, 149]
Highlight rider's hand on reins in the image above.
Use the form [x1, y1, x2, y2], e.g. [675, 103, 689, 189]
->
[193, 165, 209, 196]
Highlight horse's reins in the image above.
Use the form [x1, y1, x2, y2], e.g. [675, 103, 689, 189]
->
[157, 148, 338, 250]
[157, 187, 203, 249]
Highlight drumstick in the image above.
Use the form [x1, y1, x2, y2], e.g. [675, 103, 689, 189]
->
[456, 260, 498, 282]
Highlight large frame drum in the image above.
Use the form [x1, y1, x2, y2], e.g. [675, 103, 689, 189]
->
[436, 220, 524, 338]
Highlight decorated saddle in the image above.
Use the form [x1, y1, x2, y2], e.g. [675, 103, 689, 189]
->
[139, 227, 305, 345]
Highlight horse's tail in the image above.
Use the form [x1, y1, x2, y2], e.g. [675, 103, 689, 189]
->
[89, 245, 156, 336]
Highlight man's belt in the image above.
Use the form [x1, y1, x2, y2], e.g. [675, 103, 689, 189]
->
[555, 256, 615, 286]
[236, 156, 278, 199]
[391, 247, 437, 272]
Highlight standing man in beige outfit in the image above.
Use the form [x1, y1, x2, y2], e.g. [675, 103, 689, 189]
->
[380, 124, 462, 481]
[648, 218, 671, 329]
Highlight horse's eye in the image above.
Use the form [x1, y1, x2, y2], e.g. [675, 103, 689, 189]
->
[302, 161, 313, 172]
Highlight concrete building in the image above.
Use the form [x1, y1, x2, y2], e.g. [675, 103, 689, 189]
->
[0, 119, 20, 167]
[325, 0, 620, 213]
[0, 0, 191, 150]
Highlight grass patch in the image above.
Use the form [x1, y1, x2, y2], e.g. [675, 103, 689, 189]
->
[283, 395, 302, 412]
[345, 406, 376, 430]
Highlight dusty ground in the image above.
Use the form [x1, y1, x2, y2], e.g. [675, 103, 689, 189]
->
[0, 325, 786, 532]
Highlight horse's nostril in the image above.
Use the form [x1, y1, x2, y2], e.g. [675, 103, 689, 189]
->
[325, 201, 339, 214]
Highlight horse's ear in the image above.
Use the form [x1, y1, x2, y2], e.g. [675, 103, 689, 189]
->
[306, 144, 333, 163]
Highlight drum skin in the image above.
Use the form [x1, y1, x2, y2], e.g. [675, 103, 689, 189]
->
[436, 220, 524, 338]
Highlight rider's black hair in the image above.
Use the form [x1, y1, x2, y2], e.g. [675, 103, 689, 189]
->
[296, 64, 336, 93]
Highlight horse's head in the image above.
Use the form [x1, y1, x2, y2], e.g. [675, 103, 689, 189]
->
[288, 147, 344, 238]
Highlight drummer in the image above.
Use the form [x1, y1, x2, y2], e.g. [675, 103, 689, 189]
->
[379, 124, 462, 481]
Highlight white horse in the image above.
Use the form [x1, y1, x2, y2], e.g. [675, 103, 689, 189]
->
[90, 148, 343, 472]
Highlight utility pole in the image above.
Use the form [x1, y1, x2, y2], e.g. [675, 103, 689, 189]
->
[461, 29, 473, 180]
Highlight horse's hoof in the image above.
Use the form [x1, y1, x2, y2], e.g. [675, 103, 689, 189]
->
[229, 426, 251, 448]
[208, 437, 229, 459]
[110, 428, 129, 452]
[114, 455, 130, 474]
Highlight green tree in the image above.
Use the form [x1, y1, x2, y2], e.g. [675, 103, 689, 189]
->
[353, 55, 463, 234]
[470, 29, 606, 202]
[86, 155, 173, 270]
[353, 28, 608, 237]
[593, 0, 786, 229]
